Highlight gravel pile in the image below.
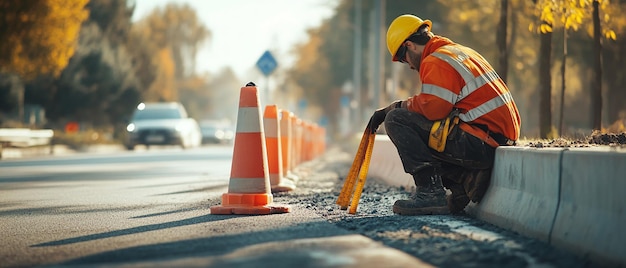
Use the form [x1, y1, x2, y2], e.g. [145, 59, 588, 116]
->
[521, 131, 626, 148]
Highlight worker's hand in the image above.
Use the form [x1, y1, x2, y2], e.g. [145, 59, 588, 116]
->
[367, 100, 402, 133]
[367, 108, 387, 134]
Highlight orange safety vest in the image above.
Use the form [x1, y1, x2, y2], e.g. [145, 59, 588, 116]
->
[406, 36, 521, 147]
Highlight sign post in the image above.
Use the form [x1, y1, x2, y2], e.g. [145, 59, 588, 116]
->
[255, 50, 278, 106]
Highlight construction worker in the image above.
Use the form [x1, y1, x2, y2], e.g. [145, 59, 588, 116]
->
[367, 14, 521, 215]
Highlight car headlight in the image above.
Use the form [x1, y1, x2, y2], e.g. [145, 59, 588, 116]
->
[175, 124, 185, 132]
[126, 123, 136, 132]
[215, 130, 225, 139]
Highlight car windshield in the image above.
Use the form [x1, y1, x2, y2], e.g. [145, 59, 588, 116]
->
[132, 107, 183, 120]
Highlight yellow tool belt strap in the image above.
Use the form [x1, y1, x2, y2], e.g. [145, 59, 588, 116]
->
[428, 116, 460, 152]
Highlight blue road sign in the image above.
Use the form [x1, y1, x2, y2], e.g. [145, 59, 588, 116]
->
[340, 95, 350, 107]
[298, 99, 307, 110]
[256, 50, 278, 76]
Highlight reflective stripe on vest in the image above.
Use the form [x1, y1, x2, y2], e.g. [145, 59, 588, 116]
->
[422, 83, 457, 104]
[459, 91, 514, 122]
[425, 45, 510, 123]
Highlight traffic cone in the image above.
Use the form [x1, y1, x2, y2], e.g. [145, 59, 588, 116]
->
[318, 125, 327, 155]
[280, 110, 299, 183]
[210, 82, 290, 215]
[303, 121, 313, 161]
[292, 117, 303, 166]
[264, 105, 295, 192]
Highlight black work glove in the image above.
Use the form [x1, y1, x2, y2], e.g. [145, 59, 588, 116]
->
[367, 109, 387, 134]
[367, 100, 402, 134]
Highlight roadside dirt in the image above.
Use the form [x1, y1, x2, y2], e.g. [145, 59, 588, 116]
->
[521, 131, 626, 148]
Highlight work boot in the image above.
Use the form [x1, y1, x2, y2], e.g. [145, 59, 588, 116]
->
[393, 175, 449, 215]
[463, 168, 492, 203]
[446, 183, 470, 214]
[439, 167, 470, 214]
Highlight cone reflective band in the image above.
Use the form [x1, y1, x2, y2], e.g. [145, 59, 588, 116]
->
[210, 82, 289, 215]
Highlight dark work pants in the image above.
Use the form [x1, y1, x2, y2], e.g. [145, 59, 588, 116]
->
[383, 108, 496, 201]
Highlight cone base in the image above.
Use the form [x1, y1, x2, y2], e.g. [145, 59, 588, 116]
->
[221, 192, 273, 206]
[210, 192, 290, 215]
[210, 204, 291, 215]
[285, 172, 300, 183]
[271, 178, 297, 193]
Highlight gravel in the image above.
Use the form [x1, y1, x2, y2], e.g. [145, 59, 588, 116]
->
[520, 131, 626, 148]
[276, 144, 596, 267]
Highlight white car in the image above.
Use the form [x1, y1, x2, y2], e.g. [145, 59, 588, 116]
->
[199, 120, 234, 144]
[124, 102, 202, 150]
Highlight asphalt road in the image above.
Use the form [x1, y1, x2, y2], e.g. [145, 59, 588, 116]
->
[0, 144, 588, 267]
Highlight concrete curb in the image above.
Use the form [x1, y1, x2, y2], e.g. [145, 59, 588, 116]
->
[551, 148, 626, 266]
[369, 135, 414, 189]
[469, 147, 564, 242]
[368, 135, 626, 266]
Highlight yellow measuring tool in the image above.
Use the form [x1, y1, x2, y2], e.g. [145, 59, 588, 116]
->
[336, 127, 376, 214]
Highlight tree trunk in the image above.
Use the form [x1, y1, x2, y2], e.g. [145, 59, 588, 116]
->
[559, 29, 567, 136]
[497, 0, 509, 83]
[591, 0, 603, 130]
[539, 27, 552, 138]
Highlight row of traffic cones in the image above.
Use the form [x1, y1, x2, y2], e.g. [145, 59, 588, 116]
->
[210, 82, 326, 215]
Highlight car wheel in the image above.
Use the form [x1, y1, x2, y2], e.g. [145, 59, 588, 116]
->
[125, 144, 135, 150]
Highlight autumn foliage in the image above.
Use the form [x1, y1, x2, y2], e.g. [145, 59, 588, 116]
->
[0, 0, 89, 79]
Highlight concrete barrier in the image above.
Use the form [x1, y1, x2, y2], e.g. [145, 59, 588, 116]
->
[551, 147, 626, 266]
[0, 128, 54, 159]
[368, 135, 414, 190]
[470, 147, 565, 242]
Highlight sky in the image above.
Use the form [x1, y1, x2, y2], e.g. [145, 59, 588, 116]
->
[132, 0, 338, 79]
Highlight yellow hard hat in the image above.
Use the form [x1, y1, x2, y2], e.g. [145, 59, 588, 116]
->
[386, 15, 432, 62]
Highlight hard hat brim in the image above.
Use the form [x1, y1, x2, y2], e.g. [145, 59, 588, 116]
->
[390, 19, 432, 62]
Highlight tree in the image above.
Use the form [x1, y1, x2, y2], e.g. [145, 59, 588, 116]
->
[0, 0, 89, 122]
[136, 3, 210, 79]
[132, 3, 212, 120]
[0, 0, 89, 79]
[591, 0, 602, 131]
[531, 0, 617, 135]
[497, 0, 510, 83]
[601, 1, 626, 127]
[145, 48, 177, 102]
[31, 0, 152, 130]
[538, 27, 553, 138]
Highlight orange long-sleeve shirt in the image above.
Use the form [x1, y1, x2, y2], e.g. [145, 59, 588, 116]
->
[405, 36, 521, 143]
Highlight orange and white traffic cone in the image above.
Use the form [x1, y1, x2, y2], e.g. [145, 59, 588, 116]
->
[210, 82, 290, 215]
[280, 110, 299, 183]
[318, 124, 327, 156]
[293, 117, 303, 166]
[314, 123, 326, 158]
[303, 121, 313, 162]
[264, 105, 295, 192]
